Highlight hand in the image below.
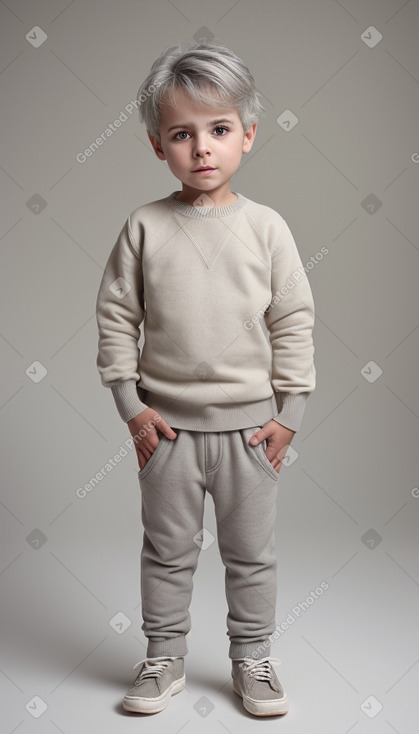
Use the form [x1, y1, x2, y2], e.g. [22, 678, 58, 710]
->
[248, 420, 295, 475]
[127, 407, 177, 470]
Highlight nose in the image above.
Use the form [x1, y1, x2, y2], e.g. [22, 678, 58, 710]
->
[193, 133, 211, 158]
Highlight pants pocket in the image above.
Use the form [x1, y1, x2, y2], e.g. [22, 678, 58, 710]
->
[243, 426, 279, 481]
[137, 434, 170, 480]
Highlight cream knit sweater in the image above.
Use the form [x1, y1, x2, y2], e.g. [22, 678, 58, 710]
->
[95, 191, 316, 432]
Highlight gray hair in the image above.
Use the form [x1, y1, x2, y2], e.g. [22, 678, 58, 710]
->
[136, 40, 266, 141]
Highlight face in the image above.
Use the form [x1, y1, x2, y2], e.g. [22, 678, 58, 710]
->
[147, 86, 258, 206]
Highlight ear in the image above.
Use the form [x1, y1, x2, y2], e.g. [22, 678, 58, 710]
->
[147, 131, 167, 161]
[242, 122, 258, 154]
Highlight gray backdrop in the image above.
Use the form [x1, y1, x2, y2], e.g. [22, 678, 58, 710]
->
[1, 1, 418, 732]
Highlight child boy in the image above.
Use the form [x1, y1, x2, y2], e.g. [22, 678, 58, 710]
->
[95, 40, 316, 717]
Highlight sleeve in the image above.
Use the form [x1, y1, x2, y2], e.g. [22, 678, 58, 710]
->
[95, 215, 149, 423]
[264, 218, 316, 432]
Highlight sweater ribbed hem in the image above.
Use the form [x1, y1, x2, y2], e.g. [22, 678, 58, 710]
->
[138, 391, 282, 432]
[108, 380, 309, 433]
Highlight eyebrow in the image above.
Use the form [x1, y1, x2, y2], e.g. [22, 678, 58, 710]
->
[166, 118, 235, 133]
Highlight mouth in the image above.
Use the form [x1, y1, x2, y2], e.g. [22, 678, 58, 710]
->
[192, 167, 216, 172]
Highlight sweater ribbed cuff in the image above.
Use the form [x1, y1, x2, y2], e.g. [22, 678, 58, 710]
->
[109, 379, 149, 423]
[272, 392, 309, 433]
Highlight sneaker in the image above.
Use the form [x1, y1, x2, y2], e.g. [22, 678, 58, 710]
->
[122, 656, 185, 714]
[231, 656, 289, 716]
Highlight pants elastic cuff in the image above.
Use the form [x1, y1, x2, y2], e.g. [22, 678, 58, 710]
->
[229, 640, 272, 660]
[146, 635, 188, 658]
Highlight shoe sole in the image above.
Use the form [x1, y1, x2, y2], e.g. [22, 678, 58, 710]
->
[123, 675, 186, 714]
[232, 677, 290, 716]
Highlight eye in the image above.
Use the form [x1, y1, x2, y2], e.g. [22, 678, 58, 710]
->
[174, 131, 190, 140]
[173, 126, 230, 140]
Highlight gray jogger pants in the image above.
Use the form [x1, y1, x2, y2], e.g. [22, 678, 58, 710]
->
[137, 425, 280, 660]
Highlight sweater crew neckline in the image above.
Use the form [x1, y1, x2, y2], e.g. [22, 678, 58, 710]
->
[166, 190, 247, 218]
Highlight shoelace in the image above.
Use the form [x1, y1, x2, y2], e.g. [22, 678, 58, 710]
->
[236, 656, 282, 681]
[132, 656, 178, 682]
